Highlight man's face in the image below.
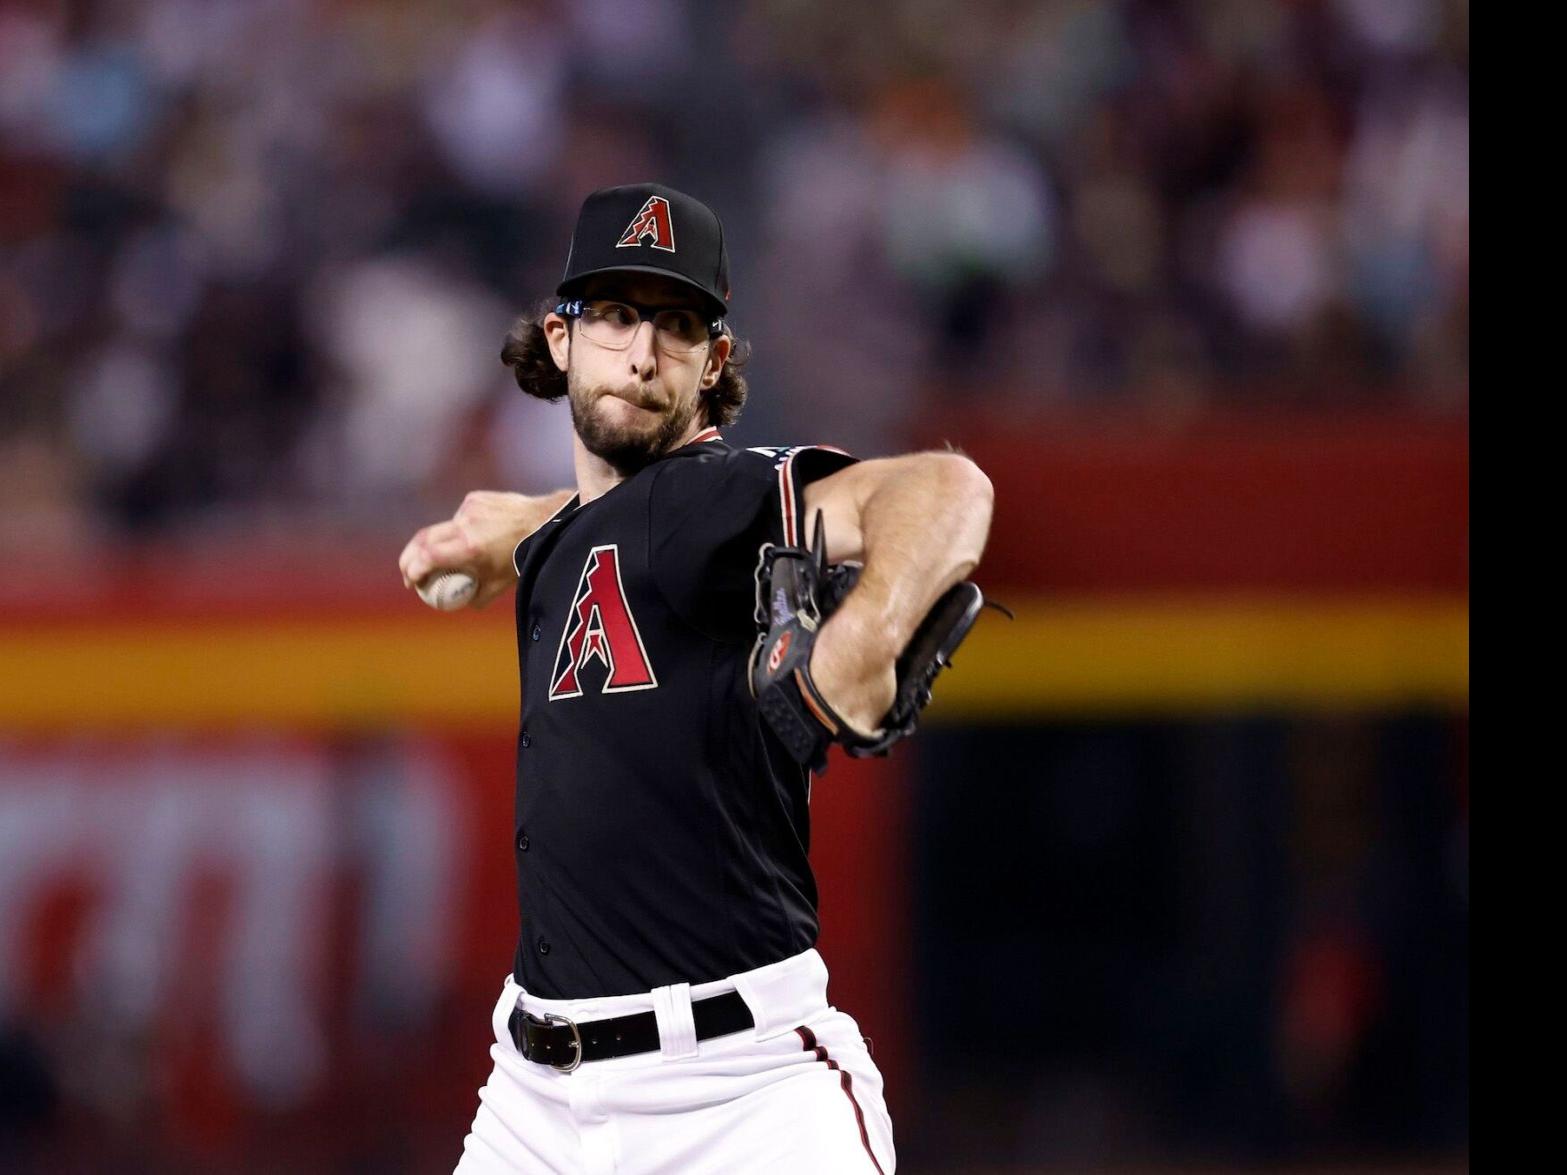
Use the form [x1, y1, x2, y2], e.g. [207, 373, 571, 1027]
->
[546, 273, 729, 473]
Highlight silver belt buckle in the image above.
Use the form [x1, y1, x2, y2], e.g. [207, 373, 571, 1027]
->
[542, 1012, 582, 1072]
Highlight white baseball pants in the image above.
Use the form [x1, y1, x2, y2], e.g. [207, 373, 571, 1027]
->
[453, 947, 895, 1174]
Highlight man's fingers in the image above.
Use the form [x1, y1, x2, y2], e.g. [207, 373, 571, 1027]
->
[398, 533, 426, 588]
[399, 527, 449, 588]
[398, 522, 474, 589]
[398, 532, 427, 587]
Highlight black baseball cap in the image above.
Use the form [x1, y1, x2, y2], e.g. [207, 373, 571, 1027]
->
[557, 183, 731, 317]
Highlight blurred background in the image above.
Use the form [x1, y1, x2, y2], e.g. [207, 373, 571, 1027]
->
[0, 0, 1467, 1171]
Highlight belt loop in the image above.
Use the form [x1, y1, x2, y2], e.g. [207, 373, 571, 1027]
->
[652, 982, 699, 1059]
[732, 948, 829, 1039]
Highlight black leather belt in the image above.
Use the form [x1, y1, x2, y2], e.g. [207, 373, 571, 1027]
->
[509, 990, 754, 1072]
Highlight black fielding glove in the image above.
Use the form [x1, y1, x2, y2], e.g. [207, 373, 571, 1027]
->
[749, 514, 994, 773]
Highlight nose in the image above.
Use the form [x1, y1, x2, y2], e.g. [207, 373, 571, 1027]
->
[626, 318, 658, 377]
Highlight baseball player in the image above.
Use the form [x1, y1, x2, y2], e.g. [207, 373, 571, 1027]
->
[399, 184, 994, 1174]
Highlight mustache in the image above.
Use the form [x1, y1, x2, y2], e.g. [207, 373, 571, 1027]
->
[596, 386, 667, 411]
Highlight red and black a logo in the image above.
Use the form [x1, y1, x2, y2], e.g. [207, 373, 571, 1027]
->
[548, 545, 658, 700]
[616, 195, 676, 253]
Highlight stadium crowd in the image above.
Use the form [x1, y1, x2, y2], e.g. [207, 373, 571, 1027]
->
[0, 0, 1469, 543]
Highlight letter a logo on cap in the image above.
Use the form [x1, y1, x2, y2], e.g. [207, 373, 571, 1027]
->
[616, 195, 676, 253]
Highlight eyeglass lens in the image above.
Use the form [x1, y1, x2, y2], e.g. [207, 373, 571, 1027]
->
[577, 301, 711, 352]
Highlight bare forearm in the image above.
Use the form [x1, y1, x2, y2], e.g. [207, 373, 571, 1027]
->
[470, 489, 575, 553]
[836, 454, 993, 656]
[809, 454, 993, 731]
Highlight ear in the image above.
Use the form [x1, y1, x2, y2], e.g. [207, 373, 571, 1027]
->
[543, 313, 571, 373]
[699, 333, 732, 389]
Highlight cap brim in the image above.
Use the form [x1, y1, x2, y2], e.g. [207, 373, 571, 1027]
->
[557, 265, 727, 317]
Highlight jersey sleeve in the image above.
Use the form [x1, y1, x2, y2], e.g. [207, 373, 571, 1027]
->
[648, 445, 857, 641]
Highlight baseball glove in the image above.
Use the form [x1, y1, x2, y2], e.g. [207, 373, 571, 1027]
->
[750, 513, 998, 773]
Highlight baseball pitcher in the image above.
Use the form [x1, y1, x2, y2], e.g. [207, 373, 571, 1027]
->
[399, 184, 994, 1173]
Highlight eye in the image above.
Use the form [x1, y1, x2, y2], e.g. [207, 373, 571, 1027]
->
[658, 310, 701, 338]
[592, 302, 637, 327]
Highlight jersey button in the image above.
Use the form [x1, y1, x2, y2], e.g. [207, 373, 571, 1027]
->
[536, 937, 551, 956]
[531, 622, 542, 642]
[516, 831, 529, 852]
[520, 731, 532, 748]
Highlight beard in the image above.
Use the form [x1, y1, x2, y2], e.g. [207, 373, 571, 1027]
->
[567, 372, 702, 474]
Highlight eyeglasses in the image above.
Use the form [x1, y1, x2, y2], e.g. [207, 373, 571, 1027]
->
[556, 299, 722, 354]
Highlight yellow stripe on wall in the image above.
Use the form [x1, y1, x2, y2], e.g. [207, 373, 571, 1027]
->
[4, 617, 522, 732]
[1, 598, 1467, 731]
[928, 598, 1468, 718]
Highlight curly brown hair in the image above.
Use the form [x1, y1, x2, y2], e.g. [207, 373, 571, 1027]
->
[500, 300, 750, 428]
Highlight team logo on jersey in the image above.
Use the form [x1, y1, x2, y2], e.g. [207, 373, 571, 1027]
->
[616, 195, 676, 253]
[548, 545, 658, 700]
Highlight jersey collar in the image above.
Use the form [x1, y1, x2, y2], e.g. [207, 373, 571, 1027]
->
[546, 427, 725, 526]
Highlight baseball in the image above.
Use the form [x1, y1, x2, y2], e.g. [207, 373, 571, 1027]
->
[417, 571, 477, 611]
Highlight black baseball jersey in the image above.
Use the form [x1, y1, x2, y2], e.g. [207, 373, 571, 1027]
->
[509, 427, 857, 999]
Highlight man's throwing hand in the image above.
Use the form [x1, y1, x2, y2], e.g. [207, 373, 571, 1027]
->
[399, 490, 570, 610]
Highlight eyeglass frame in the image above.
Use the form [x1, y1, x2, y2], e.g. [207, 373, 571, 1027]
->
[554, 298, 725, 352]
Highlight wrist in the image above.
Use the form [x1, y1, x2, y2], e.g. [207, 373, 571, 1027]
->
[809, 603, 898, 736]
[514, 490, 572, 543]
[819, 589, 904, 668]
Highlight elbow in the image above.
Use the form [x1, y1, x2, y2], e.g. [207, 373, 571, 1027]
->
[923, 451, 994, 515]
[921, 452, 994, 569]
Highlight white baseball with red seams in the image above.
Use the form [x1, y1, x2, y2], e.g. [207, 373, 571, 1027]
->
[454, 948, 894, 1174]
[418, 571, 478, 611]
